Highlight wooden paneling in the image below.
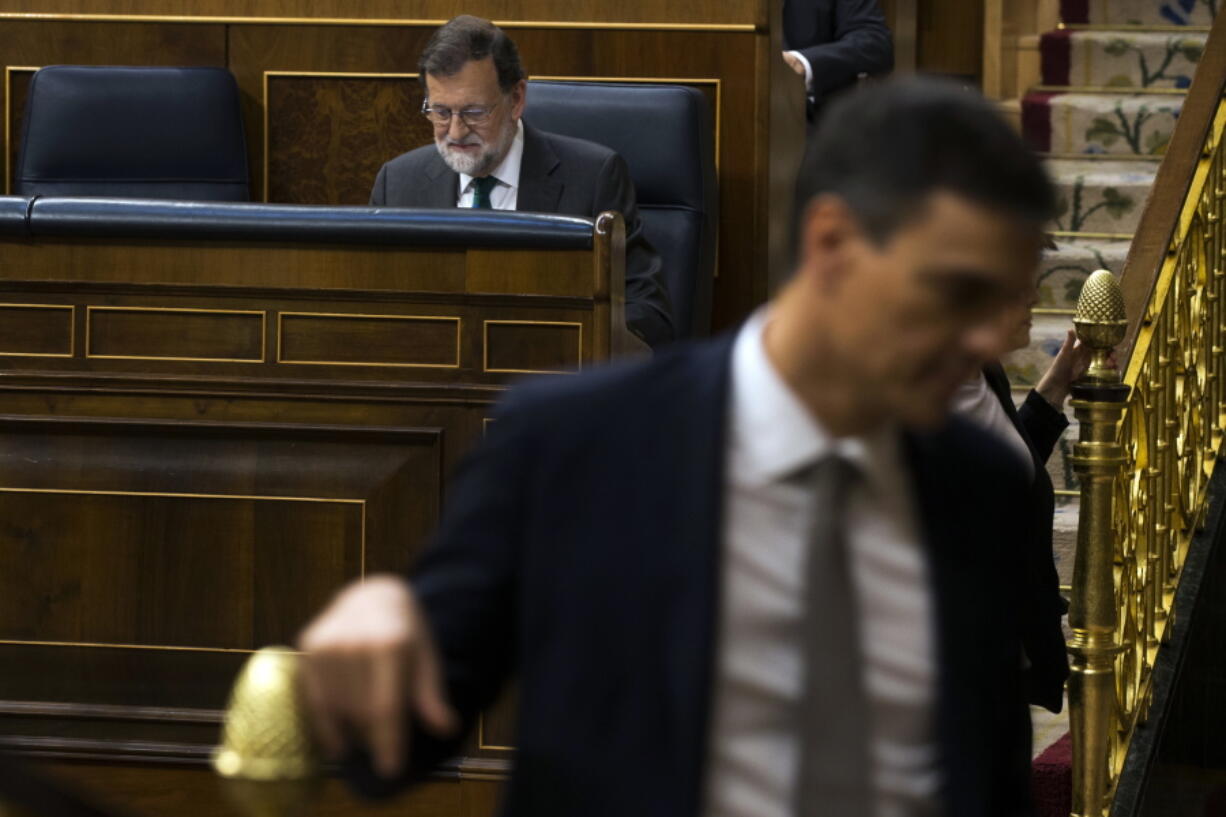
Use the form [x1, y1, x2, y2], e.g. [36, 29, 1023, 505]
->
[265, 73, 429, 205]
[0, 304, 72, 356]
[86, 306, 265, 362]
[0, 418, 445, 646]
[484, 320, 583, 374]
[0, 490, 361, 647]
[917, 0, 983, 79]
[981, 0, 1059, 100]
[0, 1, 766, 26]
[278, 312, 461, 368]
[0, 214, 617, 816]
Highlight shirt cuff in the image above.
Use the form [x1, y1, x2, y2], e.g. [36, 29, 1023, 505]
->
[786, 50, 813, 90]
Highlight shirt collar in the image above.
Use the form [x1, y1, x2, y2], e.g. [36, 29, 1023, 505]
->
[460, 118, 524, 193]
[729, 308, 903, 491]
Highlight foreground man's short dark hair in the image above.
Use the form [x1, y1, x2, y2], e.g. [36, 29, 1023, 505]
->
[796, 76, 1056, 245]
[418, 15, 527, 93]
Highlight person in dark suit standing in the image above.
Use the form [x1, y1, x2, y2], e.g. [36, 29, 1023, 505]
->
[781, 0, 894, 119]
[955, 281, 1092, 715]
[370, 15, 674, 349]
[299, 77, 1056, 817]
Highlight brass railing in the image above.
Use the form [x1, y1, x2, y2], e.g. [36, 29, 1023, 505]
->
[1069, 98, 1226, 817]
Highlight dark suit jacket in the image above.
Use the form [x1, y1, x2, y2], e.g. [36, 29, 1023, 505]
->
[783, 0, 894, 105]
[348, 332, 1036, 817]
[369, 122, 675, 348]
[983, 363, 1072, 714]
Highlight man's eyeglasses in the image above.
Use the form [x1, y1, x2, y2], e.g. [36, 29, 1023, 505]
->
[421, 98, 501, 126]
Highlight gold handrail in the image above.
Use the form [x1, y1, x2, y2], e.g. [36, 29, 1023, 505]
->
[1068, 100, 1226, 817]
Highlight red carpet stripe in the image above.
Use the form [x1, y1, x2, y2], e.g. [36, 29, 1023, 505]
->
[1060, 0, 1090, 24]
[1031, 732, 1072, 817]
[1021, 92, 1060, 154]
[1041, 30, 1072, 87]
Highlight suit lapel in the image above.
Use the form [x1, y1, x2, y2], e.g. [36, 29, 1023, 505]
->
[515, 123, 564, 213]
[422, 150, 461, 209]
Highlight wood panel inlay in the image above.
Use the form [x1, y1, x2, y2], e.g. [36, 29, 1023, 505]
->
[483, 319, 582, 374]
[264, 72, 430, 205]
[86, 306, 265, 362]
[0, 304, 72, 357]
[278, 312, 461, 368]
[0, 488, 362, 650]
[5, 66, 35, 195]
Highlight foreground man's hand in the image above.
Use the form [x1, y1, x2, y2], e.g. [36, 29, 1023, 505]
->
[298, 575, 458, 779]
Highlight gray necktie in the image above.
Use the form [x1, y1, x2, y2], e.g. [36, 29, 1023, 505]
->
[794, 455, 872, 817]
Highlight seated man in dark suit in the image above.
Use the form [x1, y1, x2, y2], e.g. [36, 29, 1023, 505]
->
[302, 77, 1056, 817]
[370, 15, 675, 349]
[782, 0, 894, 119]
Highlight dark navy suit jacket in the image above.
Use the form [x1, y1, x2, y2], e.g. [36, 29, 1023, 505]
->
[350, 333, 1037, 817]
[783, 0, 894, 105]
[983, 362, 1072, 714]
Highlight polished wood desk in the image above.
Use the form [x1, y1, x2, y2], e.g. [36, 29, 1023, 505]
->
[0, 199, 634, 816]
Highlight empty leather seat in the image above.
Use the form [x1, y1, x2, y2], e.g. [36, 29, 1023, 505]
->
[524, 81, 718, 337]
[15, 65, 250, 201]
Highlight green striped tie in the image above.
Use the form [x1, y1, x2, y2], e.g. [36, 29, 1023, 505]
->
[471, 176, 498, 209]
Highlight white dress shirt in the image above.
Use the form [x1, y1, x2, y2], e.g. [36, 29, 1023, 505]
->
[703, 310, 940, 817]
[456, 119, 524, 210]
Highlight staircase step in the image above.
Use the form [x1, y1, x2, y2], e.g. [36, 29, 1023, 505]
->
[1046, 157, 1155, 233]
[1041, 29, 1206, 89]
[1037, 236, 1131, 310]
[1060, 0, 1218, 26]
[1024, 91, 1184, 156]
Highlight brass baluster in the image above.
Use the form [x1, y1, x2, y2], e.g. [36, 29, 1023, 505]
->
[1068, 270, 1130, 817]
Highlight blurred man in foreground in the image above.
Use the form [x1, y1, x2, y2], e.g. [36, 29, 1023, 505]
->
[302, 76, 1055, 817]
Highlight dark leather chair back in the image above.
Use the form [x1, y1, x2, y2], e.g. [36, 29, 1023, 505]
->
[524, 81, 717, 337]
[15, 65, 250, 201]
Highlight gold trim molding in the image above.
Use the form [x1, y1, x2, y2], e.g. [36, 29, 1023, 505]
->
[0, 13, 758, 32]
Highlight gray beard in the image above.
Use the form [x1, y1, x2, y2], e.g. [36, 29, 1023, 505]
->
[435, 123, 516, 178]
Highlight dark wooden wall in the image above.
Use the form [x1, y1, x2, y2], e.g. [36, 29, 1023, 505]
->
[917, 0, 984, 80]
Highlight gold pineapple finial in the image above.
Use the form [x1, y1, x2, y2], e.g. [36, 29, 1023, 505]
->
[214, 646, 319, 781]
[1074, 269, 1127, 384]
[213, 647, 321, 817]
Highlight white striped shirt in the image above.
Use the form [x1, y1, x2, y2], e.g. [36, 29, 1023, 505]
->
[703, 310, 940, 817]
